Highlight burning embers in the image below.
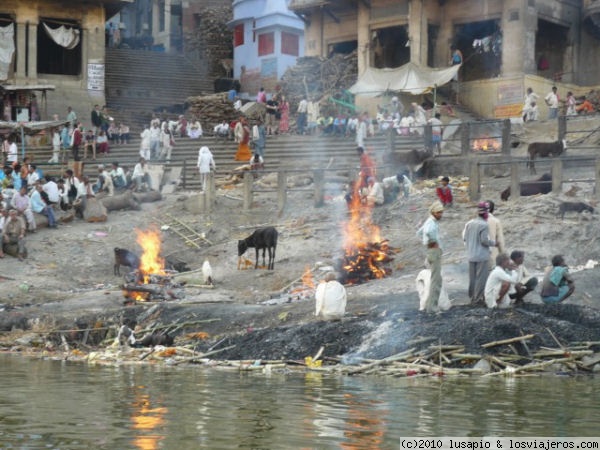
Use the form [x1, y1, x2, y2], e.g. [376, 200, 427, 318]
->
[122, 227, 185, 302]
[472, 136, 501, 152]
[338, 188, 396, 285]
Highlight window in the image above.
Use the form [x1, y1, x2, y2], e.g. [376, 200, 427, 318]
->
[234, 24, 244, 47]
[159, 1, 165, 32]
[258, 32, 274, 56]
[37, 20, 82, 76]
[281, 31, 299, 56]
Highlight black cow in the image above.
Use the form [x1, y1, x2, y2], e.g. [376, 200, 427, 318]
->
[238, 227, 278, 270]
[500, 173, 552, 201]
[387, 148, 434, 179]
[527, 139, 566, 174]
[114, 247, 140, 276]
[558, 201, 594, 219]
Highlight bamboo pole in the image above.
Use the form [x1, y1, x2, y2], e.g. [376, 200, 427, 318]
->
[481, 334, 535, 348]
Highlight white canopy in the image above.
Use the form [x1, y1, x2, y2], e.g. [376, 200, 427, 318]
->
[348, 62, 461, 96]
[0, 120, 68, 134]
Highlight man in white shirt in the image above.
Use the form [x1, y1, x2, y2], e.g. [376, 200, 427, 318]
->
[42, 178, 61, 205]
[509, 250, 539, 305]
[544, 86, 559, 120]
[484, 253, 519, 309]
[93, 165, 114, 196]
[297, 97, 308, 135]
[7, 136, 18, 164]
[213, 121, 229, 138]
[363, 177, 384, 206]
[132, 158, 152, 192]
[149, 122, 161, 159]
[26, 165, 40, 188]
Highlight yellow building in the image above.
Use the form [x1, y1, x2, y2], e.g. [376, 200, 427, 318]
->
[0, 0, 129, 123]
[290, 0, 600, 118]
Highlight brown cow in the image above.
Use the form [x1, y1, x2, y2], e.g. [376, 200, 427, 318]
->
[527, 139, 566, 174]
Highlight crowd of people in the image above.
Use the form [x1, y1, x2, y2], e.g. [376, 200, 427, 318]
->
[419, 194, 575, 314]
[523, 85, 598, 123]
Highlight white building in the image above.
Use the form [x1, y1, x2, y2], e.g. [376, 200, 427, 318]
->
[229, 0, 304, 96]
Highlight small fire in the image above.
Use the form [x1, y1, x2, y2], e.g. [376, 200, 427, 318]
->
[301, 265, 314, 289]
[472, 137, 501, 152]
[136, 227, 166, 284]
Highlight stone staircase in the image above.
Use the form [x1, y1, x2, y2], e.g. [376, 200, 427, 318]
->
[26, 131, 426, 190]
[104, 48, 214, 130]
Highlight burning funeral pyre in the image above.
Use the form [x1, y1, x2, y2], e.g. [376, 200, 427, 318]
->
[122, 227, 185, 302]
[472, 136, 501, 152]
[337, 191, 397, 285]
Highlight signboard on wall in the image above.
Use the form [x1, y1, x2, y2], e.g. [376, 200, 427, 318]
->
[260, 58, 277, 78]
[87, 63, 105, 91]
[495, 81, 522, 118]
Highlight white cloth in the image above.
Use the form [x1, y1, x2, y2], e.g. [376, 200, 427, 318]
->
[315, 280, 347, 320]
[484, 266, 518, 309]
[416, 269, 451, 311]
[42, 23, 80, 49]
[187, 121, 203, 139]
[0, 23, 15, 81]
[197, 146, 216, 174]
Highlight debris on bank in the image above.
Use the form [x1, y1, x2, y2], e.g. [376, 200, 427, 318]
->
[3, 302, 600, 377]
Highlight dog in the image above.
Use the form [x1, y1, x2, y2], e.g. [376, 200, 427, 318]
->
[114, 247, 140, 276]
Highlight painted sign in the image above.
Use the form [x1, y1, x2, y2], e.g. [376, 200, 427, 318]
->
[497, 82, 522, 106]
[87, 63, 105, 91]
[494, 104, 522, 118]
[260, 58, 278, 78]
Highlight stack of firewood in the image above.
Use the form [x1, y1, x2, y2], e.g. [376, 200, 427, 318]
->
[279, 51, 358, 112]
[185, 93, 239, 130]
[183, 5, 233, 80]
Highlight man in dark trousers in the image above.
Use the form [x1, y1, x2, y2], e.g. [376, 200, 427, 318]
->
[91, 104, 102, 135]
[462, 202, 496, 306]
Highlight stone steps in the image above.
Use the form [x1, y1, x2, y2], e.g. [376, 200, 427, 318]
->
[26, 133, 428, 189]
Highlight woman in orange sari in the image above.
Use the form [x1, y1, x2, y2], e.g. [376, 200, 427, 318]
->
[234, 117, 252, 161]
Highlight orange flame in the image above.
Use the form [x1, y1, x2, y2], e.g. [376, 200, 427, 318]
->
[343, 185, 381, 251]
[340, 184, 389, 284]
[472, 137, 500, 152]
[135, 227, 166, 283]
[301, 265, 314, 288]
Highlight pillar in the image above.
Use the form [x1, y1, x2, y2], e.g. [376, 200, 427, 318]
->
[468, 161, 480, 201]
[313, 169, 324, 207]
[510, 161, 520, 200]
[461, 122, 470, 155]
[501, 0, 527, 76]
[357, 2, 370, 76]
[595, 160, 600, 201]
[501, 119, 511, 155]
[277, 171, 287, 212]
[27, 21, 37, 78]
[15, 22, 27, 78]
[243, 172, 253, 210]
[551, 159, 563, 194]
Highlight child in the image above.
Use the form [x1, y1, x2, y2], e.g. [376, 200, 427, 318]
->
[436, 176, 453, 206]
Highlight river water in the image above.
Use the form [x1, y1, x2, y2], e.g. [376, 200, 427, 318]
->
[1, 354, 598, 449]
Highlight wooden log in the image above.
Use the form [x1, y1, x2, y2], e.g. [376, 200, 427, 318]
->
[100, 190, 141, 211]
[481, 334, 535, 348]
[133, 191, 162, 203]
[82, 197, 108, 222]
